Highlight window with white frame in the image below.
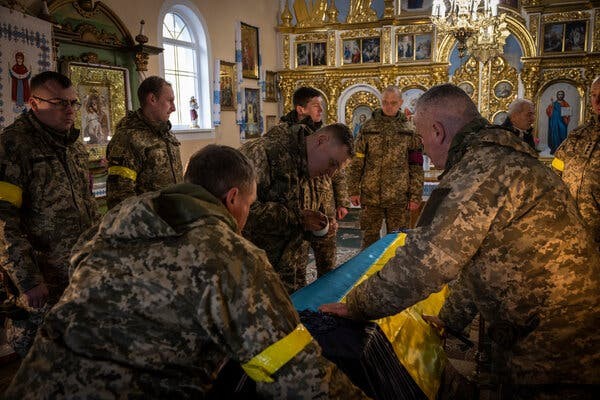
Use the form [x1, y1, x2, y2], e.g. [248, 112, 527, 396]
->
[159, 4, 210, 130]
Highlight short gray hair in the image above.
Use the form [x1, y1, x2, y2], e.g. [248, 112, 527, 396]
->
[382, 85, 401, 98]
[507, 98, 534, 116]
[415, 83, 480, 133]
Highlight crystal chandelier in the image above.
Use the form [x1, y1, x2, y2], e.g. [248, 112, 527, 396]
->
[431, 0, 510, 62]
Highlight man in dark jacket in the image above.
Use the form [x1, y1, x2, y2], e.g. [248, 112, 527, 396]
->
[501, 98, 537, 150]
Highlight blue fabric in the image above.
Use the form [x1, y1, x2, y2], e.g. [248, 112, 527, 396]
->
[291, 234, 398, 311]
[548, 100, 568, 154]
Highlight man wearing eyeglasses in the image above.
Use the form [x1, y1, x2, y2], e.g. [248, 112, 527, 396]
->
[106, 76, 183, 209]
[0, 71, 99, 357]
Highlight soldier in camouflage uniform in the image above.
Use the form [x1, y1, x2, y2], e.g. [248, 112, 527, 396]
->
[106, 76, 183, 209]
[275, 87, 351, 277]
[241, 123, 354, 293]
[322, 84, 599, 399]
[5, 145, 367, 399]
[0, 72, 99, 357]
[552, 76, 600, 246]
[347, 86, 424, 249]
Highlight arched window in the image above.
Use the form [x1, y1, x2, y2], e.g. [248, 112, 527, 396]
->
[159, 3, 211, 130]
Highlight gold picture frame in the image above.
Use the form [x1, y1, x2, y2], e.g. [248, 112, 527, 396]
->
[220, 61, 236, 111]
[241, 22, 259, 79]
[67, 62, 129, 161]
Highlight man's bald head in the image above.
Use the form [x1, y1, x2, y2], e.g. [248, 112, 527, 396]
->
[413, 84, 481, 168]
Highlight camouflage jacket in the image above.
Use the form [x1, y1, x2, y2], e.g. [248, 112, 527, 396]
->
[240, 124, 310, 270]
[106, 109, 183, 209]
[347, 108, 423, 207]
[0, 112, 99, 297]
[553, 115, 600, 244]
[346, 117, 599, 385]
[280, 110, 350, 215]
[6, 184, 367, 399]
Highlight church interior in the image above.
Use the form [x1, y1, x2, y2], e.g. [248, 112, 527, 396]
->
[0, 0, 599, 398]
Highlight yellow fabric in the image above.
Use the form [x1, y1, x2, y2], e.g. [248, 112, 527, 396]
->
[551, 157, 565, 172]
[343, 233, 448, 400]
[108, 166, 137, 181]
[355, 152, 365, 158]
[0, 181, 23, 208]
[242, 323, 313, 383]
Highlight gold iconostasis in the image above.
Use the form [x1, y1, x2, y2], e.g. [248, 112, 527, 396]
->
[276, 0, 600, 157]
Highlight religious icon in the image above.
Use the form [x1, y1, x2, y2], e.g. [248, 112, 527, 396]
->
[82, 90, 111, 145]
[545, 90, 571, 154]
[361, 38, 380, 63]
[189, 96, 199, 128]
[343, 39, 361, 64]
[9, 52, 31, 112]
[241, 23, 259, 79]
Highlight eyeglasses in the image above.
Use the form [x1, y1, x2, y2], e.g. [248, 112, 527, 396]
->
[33, 96, 81, 110]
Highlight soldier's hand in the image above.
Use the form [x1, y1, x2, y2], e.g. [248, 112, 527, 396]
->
[336, 206, 348, 220]
[319, 302, 351, 318]
[328, 216, 338, 232]
[407, 201, 421, 211]
[301, 209, 328, 231]
[350, 195, 361, 206]
[24, 283, 49, 309]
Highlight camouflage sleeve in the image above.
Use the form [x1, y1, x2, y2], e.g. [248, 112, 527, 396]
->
[205, 244, 368, 399]
[438, 270, 478, 333]
[106, 132, 141, 210]
[551, 137, 571, 178]
[244, 144, 303, 234]
[346, 133, 367, 197]
[346, 162, 502, 320]
[0, 140, 44, 293]
[408, 131, 424, 204]
[331, 168, 350, 208]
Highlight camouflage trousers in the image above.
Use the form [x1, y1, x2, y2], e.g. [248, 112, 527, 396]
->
[359, 204, 409, 249]
[298, 223, 339, 280]
[277, 235, 310, 294]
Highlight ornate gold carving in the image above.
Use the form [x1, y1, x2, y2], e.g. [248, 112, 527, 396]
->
[540, 67, 585, 85]
[395, 25, 434, 35]
[61, 22, 125, 47]
[344, 91, 380, 124]
[283, 34, 290, 70]
[340, 28, 381, 39]
[280, 2, 293, 28]
[346, 1, 378, 24]
[327, 1, 339, 24]
[293, 0, 328, 28]
[327, 31, 336, 67]
[488, 56, 519, 119]
[452, 57, 480, 103]
[74, 0, 100, 18]
[521, 60, 542, 100]
[529, 13, 540, 50]
[383, 0, 395, 19]
[382, 26, 391, 64]
[295, 33, 328, 42]
[594, 10, 600, 53]
[542, 11, 590, 23]
[134, 51, 149, 72]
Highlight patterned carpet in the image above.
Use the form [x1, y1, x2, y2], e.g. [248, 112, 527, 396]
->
[306, 208, 362, 284]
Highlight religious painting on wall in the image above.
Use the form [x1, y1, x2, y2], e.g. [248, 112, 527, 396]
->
[312, 42, 327, 66]
[265, 70, 278, 102]
[244, 87, 261, 138]
[457, 82, 475, 98]
[401, 0, 433, 11]
[0, 7, 54, 129]
[401, 88, 425, 120]
[362, 38, 380, 63]
[296, 42, 311, 67]
[296, 42, 327, 67]
[397, 34, 432, 61]
[543, 21, 587, 54]
[492, 111, 508, 125]
[68, 63, 129, 162]
[219, 61, 236, 111]
[536, 82, 581, 156]
[351, 105, 371, 139]
[241, 23, 259, 79]
[493, 81, 513, 99]
[343, 39, 362, 64]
